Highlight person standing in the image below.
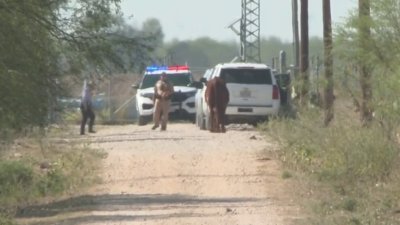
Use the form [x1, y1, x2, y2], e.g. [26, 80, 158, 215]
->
[80, 80, 96, 135]
[152, 73, 174, 131]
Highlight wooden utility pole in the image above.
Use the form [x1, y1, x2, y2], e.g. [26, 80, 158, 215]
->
[292, 0, 300, 72]
[299, 0, 309, 104]
[291, 0, 300, 101]
[358, 0, 373, 125]
[323, 0, 334, 126]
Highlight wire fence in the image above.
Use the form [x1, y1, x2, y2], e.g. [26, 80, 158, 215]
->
[58, 94, 139, 125]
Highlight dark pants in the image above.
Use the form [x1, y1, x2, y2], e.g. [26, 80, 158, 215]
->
[80, 105, 95, 134]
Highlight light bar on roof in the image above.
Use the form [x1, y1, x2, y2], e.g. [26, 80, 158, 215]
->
[146, 65, 168, 72]
[168, 65, 189, 71]
[145, 65, 189, 73]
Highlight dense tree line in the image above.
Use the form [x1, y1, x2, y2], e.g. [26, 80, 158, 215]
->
[161, 36, 322, 71]
[0, 0, 158, 131]
[335, 0, 400, 131]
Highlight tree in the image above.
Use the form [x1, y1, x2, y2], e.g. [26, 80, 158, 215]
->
[166, 41, 210, 68]
[358, 0, 373, 125]
[334, 0, 400, 131]
[141, 18, 164, 48]
[323, 0, 334, 125]
[0, 0, 156, 131]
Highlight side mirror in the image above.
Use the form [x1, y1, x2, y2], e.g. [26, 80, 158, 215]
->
[132, 84, 139, 89]
[189, 81, 203, 89]
[199, 77, 207, 83]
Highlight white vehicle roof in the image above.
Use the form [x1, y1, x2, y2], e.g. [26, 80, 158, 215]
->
[215, 62, 270, 69]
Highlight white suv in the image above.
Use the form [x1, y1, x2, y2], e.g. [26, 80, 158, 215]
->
[196, 62, 280, 128]
[134, 65, 197, 125]
[194, 68, 213, 128]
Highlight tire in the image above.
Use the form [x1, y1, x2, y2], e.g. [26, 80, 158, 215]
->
[189, 114, 196, 124]
[200, 116, 206, 130]
[195, 112, 201, 127]
[199, 112, 206, 130]
[137, 115, 148, 126]
[205, 112, 211, 131]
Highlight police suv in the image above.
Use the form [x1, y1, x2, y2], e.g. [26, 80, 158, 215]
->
[196, 62, 280, 129]
[134, 65, 197, 125]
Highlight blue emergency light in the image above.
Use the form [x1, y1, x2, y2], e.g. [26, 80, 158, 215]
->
[146, 65, 168, 72]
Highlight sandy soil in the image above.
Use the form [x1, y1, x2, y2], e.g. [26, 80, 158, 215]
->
[17, 123, 302, 225]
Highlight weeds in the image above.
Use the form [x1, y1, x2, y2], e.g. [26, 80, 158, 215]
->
[282, 170, 293, 179]
[0, 129, 104, 223]
[260, 106, 400, 225]
[0, 213, 16, 225]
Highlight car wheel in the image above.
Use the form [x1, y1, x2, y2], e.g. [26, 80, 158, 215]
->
[137, 115, 148, 126]
[190, 114, 196, 124]
[198, 112, 205, 130]
[205, 113, 211, 131]
[195, 112, 201, 127]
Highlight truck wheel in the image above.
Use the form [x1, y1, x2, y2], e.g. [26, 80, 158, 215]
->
[205, 113, 211, 131]
[138, 116, 147, 126]
[199, 115, 206, 130]
[195, 112, 202, 127]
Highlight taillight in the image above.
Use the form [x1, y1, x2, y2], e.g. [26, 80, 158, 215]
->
[272, 85, 280, 100]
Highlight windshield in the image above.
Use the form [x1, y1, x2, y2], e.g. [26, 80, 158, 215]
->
[140, 73, 193, 89]
[220, 68, 272, 84]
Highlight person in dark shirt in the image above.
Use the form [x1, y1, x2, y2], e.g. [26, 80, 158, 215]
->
[80, 80, 96, 135]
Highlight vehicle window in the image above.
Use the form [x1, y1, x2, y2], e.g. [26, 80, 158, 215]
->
[204, 69, 213, 80]
[140, 75, 160, 89]
[140, 73, 193, 89]
[220, 68, 272, 84]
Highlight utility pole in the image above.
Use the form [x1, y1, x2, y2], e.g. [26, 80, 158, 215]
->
[229, 0, 261, 63]
[292, 0, 300, 72]
[299, 0, 309, 104]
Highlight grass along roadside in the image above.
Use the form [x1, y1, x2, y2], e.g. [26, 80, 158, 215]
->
[0, 126, 105, 224]
[259, 107, 400, 225]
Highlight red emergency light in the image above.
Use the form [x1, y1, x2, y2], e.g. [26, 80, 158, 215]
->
[168, 65, 189, 71]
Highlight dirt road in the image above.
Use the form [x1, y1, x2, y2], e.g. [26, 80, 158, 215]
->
[17, 123, 301, 225]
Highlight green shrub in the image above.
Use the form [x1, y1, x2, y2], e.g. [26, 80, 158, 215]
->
[262, 108, 399, 184]
[341, 198, 357, 212]
[260, 107, 400, 225]
[37, 168, 66, 196]
[0, 161, 34, 204]
[282, 170, 293, 179]
[0, 214, 16, 225]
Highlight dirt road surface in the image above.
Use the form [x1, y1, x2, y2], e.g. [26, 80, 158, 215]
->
[17, 123, 301, 225]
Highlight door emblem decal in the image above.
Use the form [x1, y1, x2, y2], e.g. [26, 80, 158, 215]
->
[240, 88, 251, 98]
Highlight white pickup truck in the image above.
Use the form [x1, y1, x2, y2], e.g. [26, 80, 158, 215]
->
[195, 62, 280, 129]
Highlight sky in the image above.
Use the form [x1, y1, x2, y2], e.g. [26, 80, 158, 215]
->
[120, 0, 358, 42]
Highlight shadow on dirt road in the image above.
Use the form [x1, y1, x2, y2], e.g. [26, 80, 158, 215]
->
[17, 194, 265, 225]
